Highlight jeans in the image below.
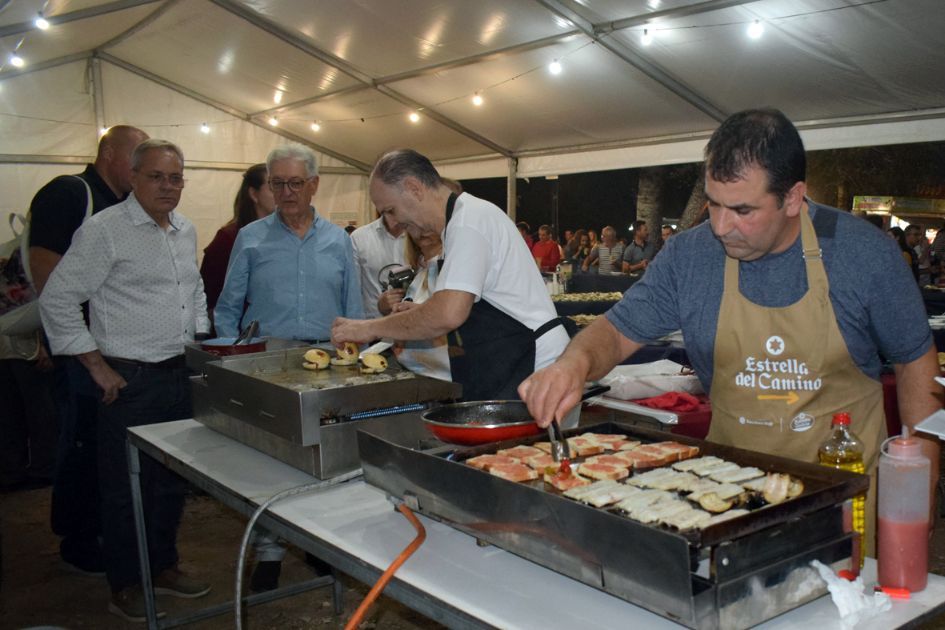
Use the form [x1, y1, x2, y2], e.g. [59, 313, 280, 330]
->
[97, 360, 190, 592]
[51, 356, 101, 544]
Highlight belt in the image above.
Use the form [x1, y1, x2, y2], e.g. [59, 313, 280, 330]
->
[104, 354, 186, 371]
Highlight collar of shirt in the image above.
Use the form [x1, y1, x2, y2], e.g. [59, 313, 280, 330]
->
[82, 164, 123, 206]
[126, 192, 181, 231]
[276, 206, 319, 238]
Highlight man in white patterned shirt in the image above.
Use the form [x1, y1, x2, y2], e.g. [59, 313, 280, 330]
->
[40, 139, 211, 622]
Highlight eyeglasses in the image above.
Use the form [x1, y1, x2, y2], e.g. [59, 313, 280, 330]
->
[140, 172, 185, 188]
[269, 178, 309, 193]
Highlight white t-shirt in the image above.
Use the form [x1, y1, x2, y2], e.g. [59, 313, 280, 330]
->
[350, 218, 407, 319]
[436, 193, 568, 370]
[394, 257, 451, 381]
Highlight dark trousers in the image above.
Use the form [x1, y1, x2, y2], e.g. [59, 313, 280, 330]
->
[0, 358, 58, 485]
[97, 361, 190, 593]
[50, 356, 102, 545]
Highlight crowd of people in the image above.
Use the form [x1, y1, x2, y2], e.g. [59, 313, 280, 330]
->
[887, 222, 945, 286]
[1, 107, 940, 625]
[515, 219, 678, 275]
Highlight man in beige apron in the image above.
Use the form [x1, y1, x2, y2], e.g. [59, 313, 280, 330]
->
[520, 108, 941, 557]
[709, 206, 885, 553]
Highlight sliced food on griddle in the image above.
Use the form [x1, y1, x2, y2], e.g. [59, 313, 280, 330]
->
[532, 441, 552, 454]
[582, 454, 633, 469]
[566, 436, 605, 457]
[687, 482, 745, 502]
[673, 455, 725, 472]
[662, 506, 713, 531]
[487, 463, 538, 482]
[688, 459, 740, 477]
[709, 466, 765, 484]
[544, 471, 592, 491]
[564, 480, 641, 507]
[496, 445, 545, 461]
[696, 492, 734, 513]
[628, 469, 699, 491]
[611, 449, 668, 470]
[614, 489, 675, 515]
[466, 454, 519, 471]
[575, 461, 629, 481]
[523, 452, 558, 473]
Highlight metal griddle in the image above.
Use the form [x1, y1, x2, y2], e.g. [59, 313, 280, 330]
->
[190, 345, 460, 478]
[358, 419, 868, 629]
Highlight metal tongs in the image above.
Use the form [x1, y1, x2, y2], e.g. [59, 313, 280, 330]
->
[547, 419, 572, 476]
[234, 319, 259, 345]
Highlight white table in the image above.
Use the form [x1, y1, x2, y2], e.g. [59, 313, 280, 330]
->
[128, 419, 945, 629]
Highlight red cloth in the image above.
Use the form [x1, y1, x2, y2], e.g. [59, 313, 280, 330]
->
[200, 222, 239, 313]
[633, 391, 702, 412]
[531, 239, 561, 272]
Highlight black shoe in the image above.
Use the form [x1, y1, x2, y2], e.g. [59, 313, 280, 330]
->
[250, 560, 282, 593]
[304, 552, 333, 577]
[60, 536, 105, 576]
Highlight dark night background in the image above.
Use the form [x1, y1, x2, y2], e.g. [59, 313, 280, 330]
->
[459, 140, 945, 239]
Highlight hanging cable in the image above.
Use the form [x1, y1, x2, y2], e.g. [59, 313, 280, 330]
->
[343, 502, 426, 630]
[234, 468, 363, 630]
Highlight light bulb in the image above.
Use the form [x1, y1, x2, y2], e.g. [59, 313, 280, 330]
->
[273, 90, 283, 104]
[472, 93, 483, 107]
[35, 16, 50, 30]
[200, 123, 210, 134]
[267, 116, 278, 126]
[641, 29, 653, 46]
[98, 127, 108, 137]
[747, 20, 764, 39]
[548, 60, 562, 75]
[9, 54, 24, 68]
[408, 112, 420, 123]
[310, 121, 321, 132]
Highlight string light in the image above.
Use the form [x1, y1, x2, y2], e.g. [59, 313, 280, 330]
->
[408, 112, 420, 123]
[310, 121, 321, 132]
[273, 90, 283, 104]
[747, 20, 764, 39]
[9, 54, 24, 68]
[641, 29, 653, 46]
[471, 93, 483, 107]
[200, 122, 210, 134]
[267, 116, 278, 126]
[548, 60, 562, 75]
[34, 15, 50, 31]
[98, 127, 108, 137]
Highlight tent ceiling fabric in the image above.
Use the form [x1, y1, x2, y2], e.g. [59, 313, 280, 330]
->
[1, 0, 944, 174]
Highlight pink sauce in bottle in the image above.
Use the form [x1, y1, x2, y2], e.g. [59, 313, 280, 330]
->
[877, 518, 928, 592]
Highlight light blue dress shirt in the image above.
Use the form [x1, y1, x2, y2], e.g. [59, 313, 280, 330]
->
[214, 207, 363, 341]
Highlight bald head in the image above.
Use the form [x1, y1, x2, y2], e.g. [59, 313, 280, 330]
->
[95, 125, 148, 197]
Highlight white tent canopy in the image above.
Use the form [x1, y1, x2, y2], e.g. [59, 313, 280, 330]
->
[2, 0, 944, 249]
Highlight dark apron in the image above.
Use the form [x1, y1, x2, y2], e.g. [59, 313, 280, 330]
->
[440, 193, 563, 401]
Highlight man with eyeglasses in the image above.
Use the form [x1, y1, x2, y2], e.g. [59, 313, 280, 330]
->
[40, 139, 212, 621]
[26, 124, 147, 577]
[214, 143, 362, 341]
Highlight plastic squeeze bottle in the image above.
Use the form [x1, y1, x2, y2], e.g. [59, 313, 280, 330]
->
[818, 412, 866, 569]
[878, 428, 929, 592]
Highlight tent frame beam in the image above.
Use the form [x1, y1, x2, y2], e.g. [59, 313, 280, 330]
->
[94, 52, 372, 172]
[0, 0, 161, 38]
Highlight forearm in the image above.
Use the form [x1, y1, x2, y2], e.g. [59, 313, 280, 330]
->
[894, 345, 942, 518]
[365, 294, 462, 340]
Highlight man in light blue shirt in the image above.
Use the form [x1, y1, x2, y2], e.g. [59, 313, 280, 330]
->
[214, 144, 362, 341]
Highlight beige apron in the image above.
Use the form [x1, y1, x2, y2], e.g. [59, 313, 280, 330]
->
[708, 207, 885, 555]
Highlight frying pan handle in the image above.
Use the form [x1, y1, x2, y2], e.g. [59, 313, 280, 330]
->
[580, 384, 610, 401]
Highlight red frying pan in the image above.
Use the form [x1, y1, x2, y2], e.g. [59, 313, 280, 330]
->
[421, 385, 609, 445]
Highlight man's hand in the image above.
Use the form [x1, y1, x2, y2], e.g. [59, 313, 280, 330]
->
[331, 317, 377, 347]
[377, 288, 406, 315]
[77, 350, 127, 405]
[519, 355, 589, 428]
[34, 342, 54, 372]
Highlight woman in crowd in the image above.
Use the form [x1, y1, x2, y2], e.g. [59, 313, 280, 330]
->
[588, 228, 600, 251]
[199, 164, 275, 325]
[888, 226, 918, 280]
[570, 229, 592, 268]
[381, 227, 450, 381]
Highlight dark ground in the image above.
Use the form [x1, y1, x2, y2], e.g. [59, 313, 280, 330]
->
[3, 469, 945, 629]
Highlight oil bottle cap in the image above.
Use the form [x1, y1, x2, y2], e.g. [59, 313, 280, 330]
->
[832, 412, 851, 426]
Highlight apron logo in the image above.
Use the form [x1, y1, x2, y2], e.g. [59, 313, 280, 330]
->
[765, 335, 785, 356]
[790, 412, 814, 432]
[738, 416, 774, 427]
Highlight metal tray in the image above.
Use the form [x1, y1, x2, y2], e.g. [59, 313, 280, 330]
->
[359, 421, 867, 629]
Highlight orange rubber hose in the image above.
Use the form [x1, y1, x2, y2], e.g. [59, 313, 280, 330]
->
[344, 503, 426, 630]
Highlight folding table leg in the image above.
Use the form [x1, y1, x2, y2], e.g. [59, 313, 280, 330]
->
[332, 567, 344, 615]
[127, 440, 160, 630]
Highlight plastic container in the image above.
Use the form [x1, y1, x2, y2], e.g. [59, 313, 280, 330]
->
[878, 429, 929, 592]
[818, 412, 866, 569]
